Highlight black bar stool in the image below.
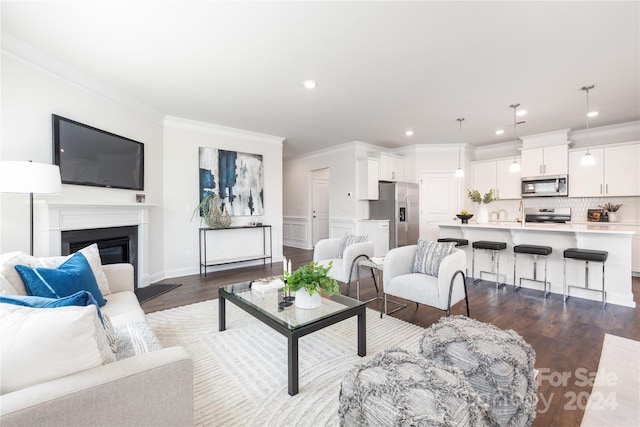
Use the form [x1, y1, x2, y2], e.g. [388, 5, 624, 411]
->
[437, 238, 469, 247]
[472, 240, 507, 288]
[563, 248, 608, 309]
[513, 245, 553, 297]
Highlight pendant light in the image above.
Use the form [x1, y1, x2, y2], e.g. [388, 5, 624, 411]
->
[454, 118, 465, 178]
[580, 85, 596, 166]
[509, 104, 521, 172]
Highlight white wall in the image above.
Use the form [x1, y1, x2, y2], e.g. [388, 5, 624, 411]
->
[0, 49, 165, 280]
[162, 117, 283, 279]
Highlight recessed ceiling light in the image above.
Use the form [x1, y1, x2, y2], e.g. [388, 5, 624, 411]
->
[516, 110, 527, 116]
[303, 80, 317, 89]
[588, 111, 599, 117]
[495, 129, 505, 135]
[405, 130, 414, 136]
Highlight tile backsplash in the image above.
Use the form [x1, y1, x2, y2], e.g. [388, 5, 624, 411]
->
[484, 196, 640, 223]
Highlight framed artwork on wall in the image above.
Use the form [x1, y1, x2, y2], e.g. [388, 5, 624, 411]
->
[198, 147, 264, 216]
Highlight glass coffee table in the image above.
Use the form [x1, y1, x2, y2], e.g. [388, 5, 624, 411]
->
[218, 281, 366, 396]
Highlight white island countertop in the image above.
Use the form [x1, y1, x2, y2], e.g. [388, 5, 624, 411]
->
[438, 221, 638, 235]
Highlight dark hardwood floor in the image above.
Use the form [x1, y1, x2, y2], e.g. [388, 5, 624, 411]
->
[143, 246, 640, 427]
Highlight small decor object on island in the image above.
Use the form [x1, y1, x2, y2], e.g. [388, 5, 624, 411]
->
[283, 261, 339, 309]
[599, 202, 622, 223]
[456, 210, 473, 224]
[467, 189, 497, 224]
[191, 193, 232, 229]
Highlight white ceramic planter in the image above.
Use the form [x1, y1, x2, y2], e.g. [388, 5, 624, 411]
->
[476, 203, 489, 224]
[295, 289, 322, 309]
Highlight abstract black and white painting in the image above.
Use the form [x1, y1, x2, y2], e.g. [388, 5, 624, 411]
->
[198, 147, 264, 216]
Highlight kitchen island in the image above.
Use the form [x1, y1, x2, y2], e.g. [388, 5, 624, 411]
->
[438, 221, 638, 307]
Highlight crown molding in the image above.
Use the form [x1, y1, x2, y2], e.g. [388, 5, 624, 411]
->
[163, 116, 284, 145]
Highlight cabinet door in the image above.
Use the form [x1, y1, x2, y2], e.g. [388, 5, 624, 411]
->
[604, 144, 640, 196]
[379, 154, 402, 181]
[568, 148, 604, 197]
[472, 161, 497, 196]
[543, 145, 568, 175]
[521, 148, 544, 177]
[391, 156, 404, 181]
[357, 159, 379, 199]
[496, 158, 521, 199]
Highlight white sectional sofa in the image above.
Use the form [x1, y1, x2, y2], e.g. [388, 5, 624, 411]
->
[0, 256, 194, 427]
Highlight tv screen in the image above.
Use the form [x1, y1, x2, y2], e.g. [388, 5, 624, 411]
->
[53, 114, 144, 191]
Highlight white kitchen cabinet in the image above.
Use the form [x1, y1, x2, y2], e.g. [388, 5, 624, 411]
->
[357, 158, 379, 200]
[603, 144, 640, 196]
[569, 143, 640, 197]
[521, 145, 568, 177]
[378, 153, 404, 182]
[472, 159, 521, 200]
[496, 158, 522, 199]
[356, 220, 390, 257]
[569, 148, 605, 197]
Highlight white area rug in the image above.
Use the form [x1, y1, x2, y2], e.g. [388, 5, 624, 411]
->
[146, 299, 426, 426]
[581, 334, 640, 427]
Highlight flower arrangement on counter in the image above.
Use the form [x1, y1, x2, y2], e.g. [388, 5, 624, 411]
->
[467, 189, 497, 204]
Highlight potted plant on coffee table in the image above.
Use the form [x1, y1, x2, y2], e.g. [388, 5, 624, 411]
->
[283, 261, 339, 309]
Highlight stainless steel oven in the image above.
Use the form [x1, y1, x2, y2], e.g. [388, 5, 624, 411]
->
[521, 175, 568, 197]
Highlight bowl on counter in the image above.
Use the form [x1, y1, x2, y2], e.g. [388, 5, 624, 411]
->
[456, 214, 473, 224]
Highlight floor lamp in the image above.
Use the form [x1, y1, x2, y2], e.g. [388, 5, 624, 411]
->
[0, 161, 62, 255]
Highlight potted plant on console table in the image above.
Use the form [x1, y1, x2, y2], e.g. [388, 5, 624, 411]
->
[467, 189, 497, 224]
[283, 261, 339, 309]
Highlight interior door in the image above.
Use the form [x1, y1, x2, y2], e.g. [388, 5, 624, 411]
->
[312, 176, 330, 245]
[419, 173, 460, 241]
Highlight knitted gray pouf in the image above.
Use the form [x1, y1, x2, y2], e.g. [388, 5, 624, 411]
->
[419, 316, 538, 427]
[339, 348, 489, 427]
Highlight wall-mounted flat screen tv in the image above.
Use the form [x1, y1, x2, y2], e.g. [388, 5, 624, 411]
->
[53, 115, 144, 190]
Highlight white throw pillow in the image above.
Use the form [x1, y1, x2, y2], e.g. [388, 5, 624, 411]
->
[0, 252, 32, 295]
[0, 303, 115, 394]
[28, 244, 112, 296]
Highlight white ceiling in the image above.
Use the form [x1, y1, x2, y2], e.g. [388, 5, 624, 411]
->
[2, 1, 639, 158]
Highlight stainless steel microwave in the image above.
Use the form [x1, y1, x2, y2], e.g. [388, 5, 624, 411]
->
[521, 175, 568, 197]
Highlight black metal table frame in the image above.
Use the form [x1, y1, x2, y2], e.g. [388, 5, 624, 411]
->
[199, 225, 272, 276]
[218, 287, 366, 396]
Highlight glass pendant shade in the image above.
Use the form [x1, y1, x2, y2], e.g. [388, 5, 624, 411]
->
[581, 152, 596, 166]
[455, 167, 464, 178]
[509, 160, 521, 172]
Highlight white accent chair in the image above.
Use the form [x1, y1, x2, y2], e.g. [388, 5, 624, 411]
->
[313, 238, 376, 298]
[382, 245, 469, 318]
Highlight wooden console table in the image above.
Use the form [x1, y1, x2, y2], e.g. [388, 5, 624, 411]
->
[199, 225, 272, 276]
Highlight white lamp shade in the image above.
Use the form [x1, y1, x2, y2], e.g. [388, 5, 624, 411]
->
[509, 160, 521, 173]
[580, 152, 596, 166]
[454, 168, 465, 178]
[0, 161, 62, 194]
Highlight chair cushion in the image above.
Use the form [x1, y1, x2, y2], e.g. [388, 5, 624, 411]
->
[339, 348, 487, 426]
[337, 234, 368, 258]
[388, 274, 445, 309]
[411, 240, 455, 276]
[514, 245, 553, 256]
[472, 240, 507, 251]
[437, 238, 469, 247]
[563, 248, 608, 262]
[419, 316, 538, 427]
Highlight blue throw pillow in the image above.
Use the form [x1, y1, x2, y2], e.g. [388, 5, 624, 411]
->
[0, 290, 104, 323]
[14, 252, 107, 306]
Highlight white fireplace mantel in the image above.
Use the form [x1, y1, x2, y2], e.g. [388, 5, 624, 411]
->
[34, 201, 156, 287]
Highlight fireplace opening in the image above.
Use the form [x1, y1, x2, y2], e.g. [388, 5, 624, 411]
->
[61, 226, 138, 287]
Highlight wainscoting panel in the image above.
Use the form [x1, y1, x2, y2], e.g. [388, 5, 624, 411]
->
[283, 216, 311, 249]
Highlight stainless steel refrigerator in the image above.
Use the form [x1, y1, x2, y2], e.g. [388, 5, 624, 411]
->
[369, 182, 419, 249]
